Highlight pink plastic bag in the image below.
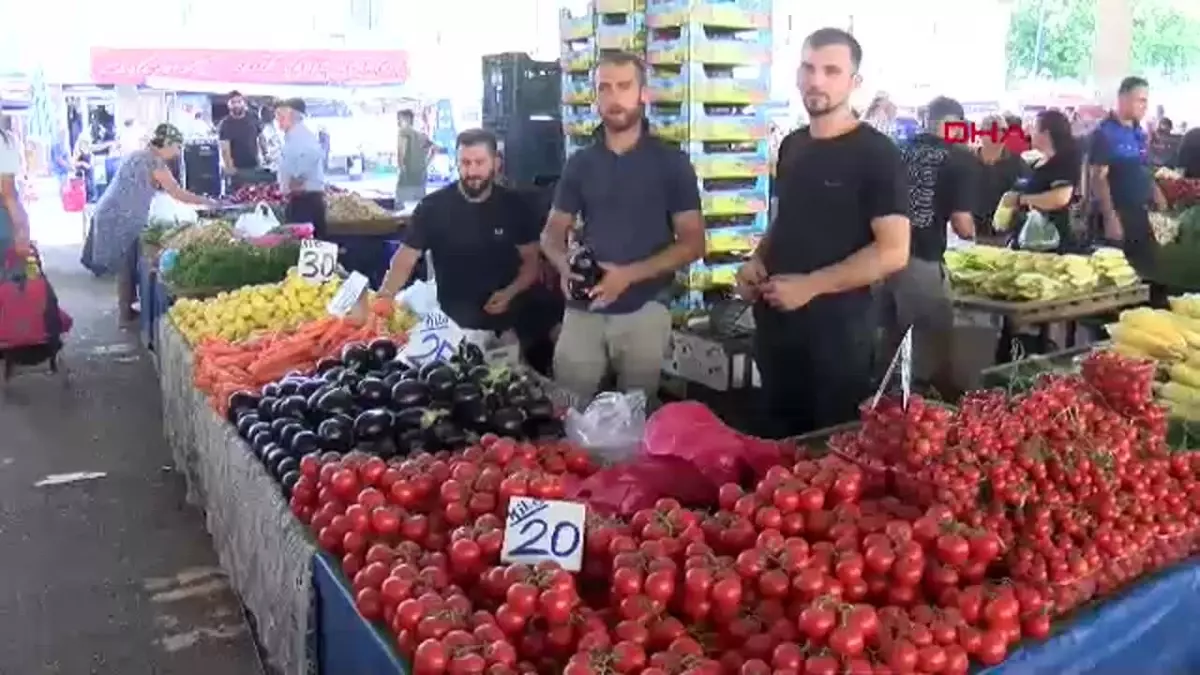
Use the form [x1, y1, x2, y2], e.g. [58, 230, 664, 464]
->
[567, 455, 716, 516]
[642, 402, 793, 490]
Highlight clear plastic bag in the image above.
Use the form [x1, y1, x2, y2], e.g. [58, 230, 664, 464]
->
[1017, 210, 1061, 251]
[564, 391, 647, 464]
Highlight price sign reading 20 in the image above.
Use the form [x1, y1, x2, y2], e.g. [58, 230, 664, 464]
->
[500, 497, 587, 572]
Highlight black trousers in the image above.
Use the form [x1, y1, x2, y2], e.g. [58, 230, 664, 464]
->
[285, 191, 328, 240]
[753, 298, 876, 438]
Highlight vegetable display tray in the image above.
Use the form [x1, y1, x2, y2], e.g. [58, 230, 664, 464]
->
[325, 216, 408, 236]
[952, 284, 1151, 326]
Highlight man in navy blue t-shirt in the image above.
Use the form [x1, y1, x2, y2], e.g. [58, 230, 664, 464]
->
[1087, 76, 1167, 275]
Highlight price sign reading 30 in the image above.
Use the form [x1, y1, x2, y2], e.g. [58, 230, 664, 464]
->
[298, 239, 339, 283]
[500, 497, 586, 572]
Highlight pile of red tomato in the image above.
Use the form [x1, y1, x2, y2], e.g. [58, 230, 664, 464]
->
[285, 351, 1200, 674]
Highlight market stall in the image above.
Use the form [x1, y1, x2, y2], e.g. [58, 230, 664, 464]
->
[147, 240, 1200, 675]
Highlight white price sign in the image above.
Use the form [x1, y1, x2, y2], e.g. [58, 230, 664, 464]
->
[326, 272, 370, 317]
[399, 310, 465, 366]
[871, 327, 913, 409]
[298, 239, 339, 283]
[501, 497, 586, 572]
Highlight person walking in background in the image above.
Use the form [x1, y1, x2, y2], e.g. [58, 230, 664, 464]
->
[317, 127, 331, 171]
[1088, 76, 1166, 277]
[73, 135, 96, 202]
[87, 124, 216, 322]
[541, 51, 705, 404]
[0, 124, 32, 257]
[49, 135, 72, 191]
[972, 113, 1031, 239]
[863, 92, 897, 139]
[1178, 128, 1200, 179]
[276, 99, 327, 238]
[395, 110, 432, 206]
[258, 106, 283, 175]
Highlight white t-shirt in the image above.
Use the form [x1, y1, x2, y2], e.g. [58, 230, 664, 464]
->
[0, 133, 20, 176]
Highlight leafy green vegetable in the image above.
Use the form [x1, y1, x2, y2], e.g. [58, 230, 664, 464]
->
[164, 239, 299, 292]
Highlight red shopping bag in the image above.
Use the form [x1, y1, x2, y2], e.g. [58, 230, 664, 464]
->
[0, 248, 73, 350]
[60, 178, 86, 213]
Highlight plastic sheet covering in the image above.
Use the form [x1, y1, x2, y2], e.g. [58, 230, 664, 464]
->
[158, 322, 318, 675]
[981, 561, 1200, 675]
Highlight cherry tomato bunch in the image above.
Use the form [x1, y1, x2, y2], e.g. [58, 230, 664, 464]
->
[858, 395, 952, 467]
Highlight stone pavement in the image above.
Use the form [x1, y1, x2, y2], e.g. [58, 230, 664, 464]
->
[0, 184, 263, 675]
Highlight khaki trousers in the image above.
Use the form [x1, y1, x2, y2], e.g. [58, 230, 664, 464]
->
[553, 302, 672, 404]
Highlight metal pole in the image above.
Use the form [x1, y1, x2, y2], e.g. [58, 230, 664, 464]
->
[1032, 0, 1047, 76]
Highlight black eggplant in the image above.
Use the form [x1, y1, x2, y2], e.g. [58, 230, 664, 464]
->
[393, 406, 428, 432]
[427, 418, 468, 449]
[399, 369, 420, 382]
[320, 366, 346, 383]
[278, 422, 305, 449]
[269, 417, 294, 438]
[276, 456, 299, 477]
[504, 383, 533, 408]
[369, 338, 399, 364]
[276, 395, 309, 421]
[356, 377, 391, 407]
[465, 364, 492, 384]
[424, 366, 458, 401]
[316, 357, 342, 374]
[455, 341, 485, 368]
[250, 430, 274, 456]
[342, 342, 376, 373]
[257, 396, 279, 420]
[280, 470, 301, 496]
[354, 408, 394, 441]
[261, 382, 281, 398]
[391, 380, 432, 409]
[491, 407, 527, 437]
[364, 370, 387, 381]
[529, 419, 564, 439]
[306, 385, 333, 413]
[336, 370, 362, 390]
[236, 413, 261, 438]
[382, 357, 410, 375]
[451, 382, 483, 407]
[290, 430, 320, 456]
[482, 392, 503, 412]
[278, 378, 304, 397]
[417, 361, 443, 381]
[265, 447, 289, 475]
[318, 415, 355, 451]
[454, 400, 491, 431]
[257, 441, 281, 463]
[315, 388, 356, 418]
[524, 397, 555, 421]
[567, 245, 602, 301]
[244, 421, 271, 442]
[383, 371, 404, 389]
[227, 391, 260, 424]
[296, 379, 324, 398]
[395, 428, 428, 456]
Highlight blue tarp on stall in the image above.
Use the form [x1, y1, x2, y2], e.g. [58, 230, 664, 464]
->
[313, 552, 1200, 675]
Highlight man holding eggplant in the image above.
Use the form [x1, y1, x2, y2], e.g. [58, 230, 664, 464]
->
[736, 28, 911, 437]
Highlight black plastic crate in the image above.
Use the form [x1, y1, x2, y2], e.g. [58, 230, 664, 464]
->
[482, 53, 562, 124]
[493, 118, 565, 188]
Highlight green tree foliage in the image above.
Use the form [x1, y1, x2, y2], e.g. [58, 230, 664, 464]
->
[1006, 0, 1200, 81]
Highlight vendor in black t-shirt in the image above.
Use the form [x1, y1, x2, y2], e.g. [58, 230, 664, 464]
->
[734, 29, 911, 438]
[999, 110, 1081, 253]
[218, 91, 264, 189]
[376, 129, 553, 369]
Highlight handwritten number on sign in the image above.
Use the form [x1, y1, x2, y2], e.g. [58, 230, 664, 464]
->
[299, 249, 335, 279]
[407, 333, 455, 365]
[509, 519, 582, 558]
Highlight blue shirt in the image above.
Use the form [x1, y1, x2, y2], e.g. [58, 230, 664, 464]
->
[279, 123, 325, 193]
[1089, 116, 1151, 210]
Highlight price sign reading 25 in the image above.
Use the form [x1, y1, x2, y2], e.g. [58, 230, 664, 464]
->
[398, 310, 464, 367]
[500, 497, 587, 572]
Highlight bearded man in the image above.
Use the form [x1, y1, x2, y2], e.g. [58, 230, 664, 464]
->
[539, 50, 706, 403]
[377, 128, 543, 338]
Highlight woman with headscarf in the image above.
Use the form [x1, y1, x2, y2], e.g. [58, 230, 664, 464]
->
[88, 123, 216, 322]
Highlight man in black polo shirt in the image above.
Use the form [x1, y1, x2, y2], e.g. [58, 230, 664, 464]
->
[1088, 76, 1167, 277]
[377, 129, 548, 362]
[541, 51, 706, 402]
[735, 28, 910, 437]
[884, 96, 975, 397]
[218, 91, 263, 190]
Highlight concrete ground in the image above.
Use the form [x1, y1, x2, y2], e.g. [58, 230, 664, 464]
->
[0, 182, 263, 675]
